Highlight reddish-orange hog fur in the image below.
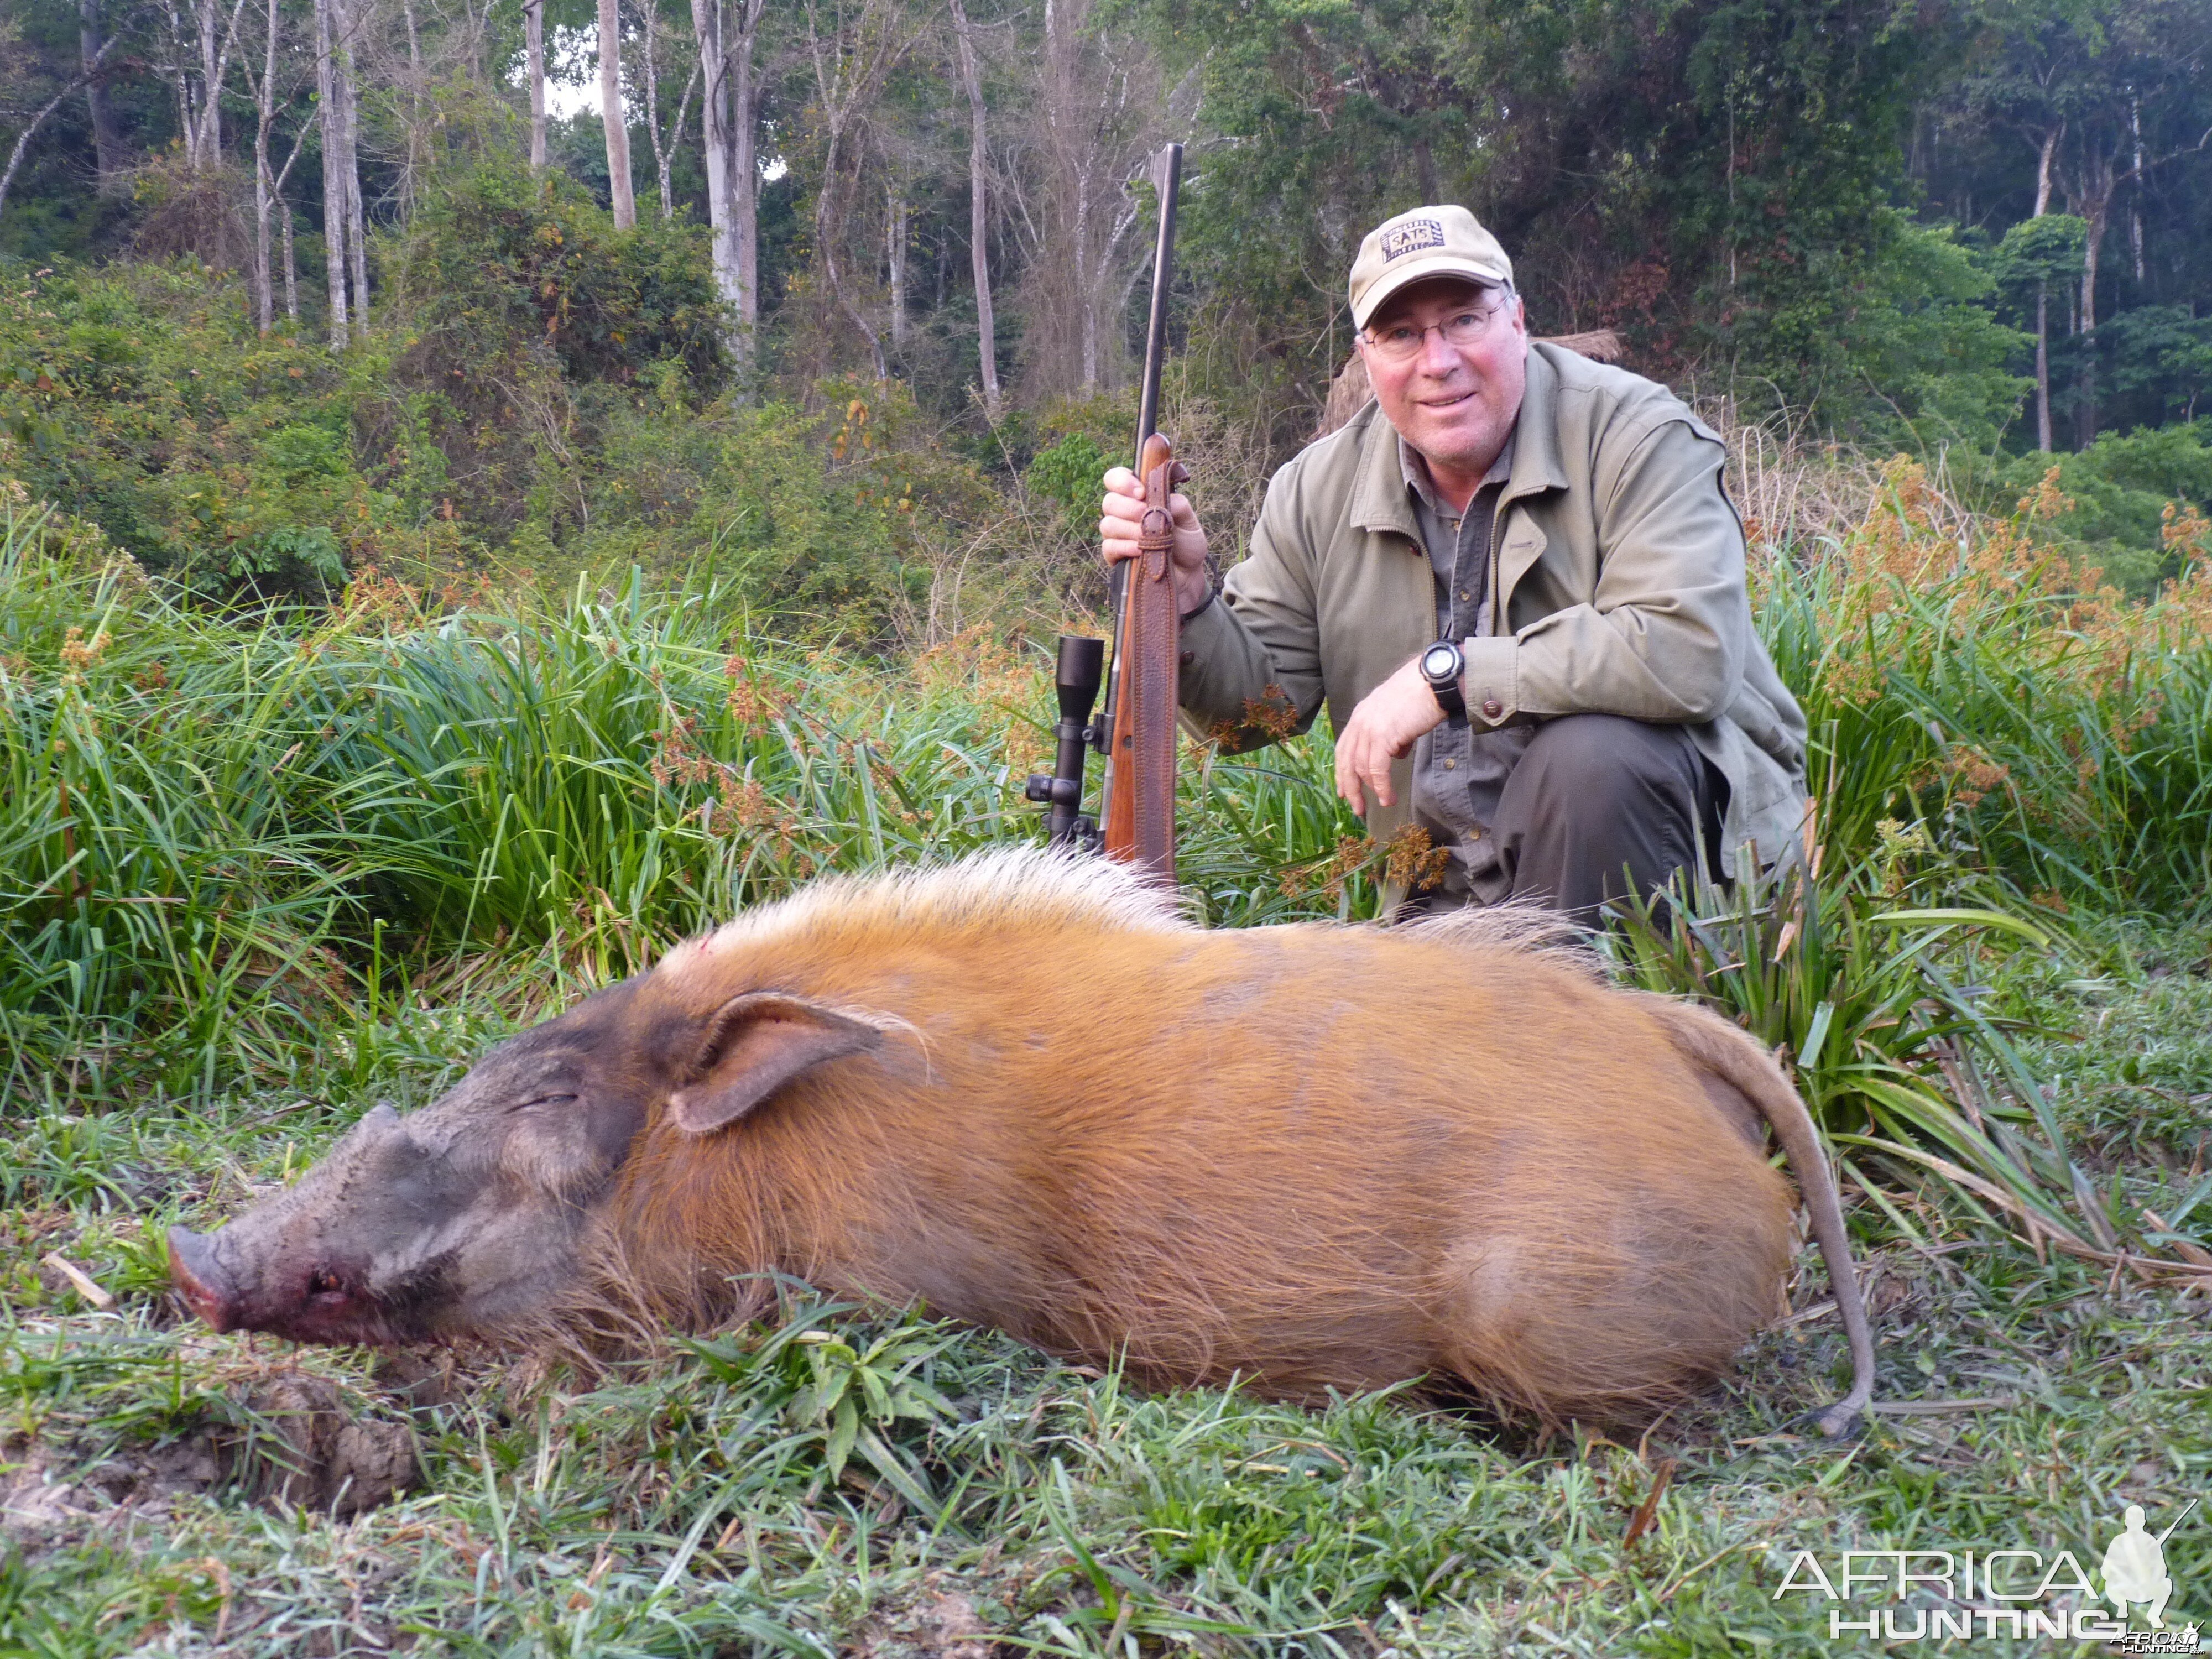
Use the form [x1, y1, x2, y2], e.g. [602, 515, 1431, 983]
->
[170, 849, 1877, 1434]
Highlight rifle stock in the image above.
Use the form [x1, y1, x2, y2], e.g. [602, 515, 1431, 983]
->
[1100, 434, 1186, 875]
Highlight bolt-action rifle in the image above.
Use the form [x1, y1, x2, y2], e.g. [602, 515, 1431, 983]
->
[1023, 142, 1184, 878]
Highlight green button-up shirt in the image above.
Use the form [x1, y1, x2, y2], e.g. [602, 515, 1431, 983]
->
[1403, 435, 1528, 902]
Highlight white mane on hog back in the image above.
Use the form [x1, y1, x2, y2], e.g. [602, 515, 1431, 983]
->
[1399, 899, 1608, 981]
[667, 844, 1194, 971]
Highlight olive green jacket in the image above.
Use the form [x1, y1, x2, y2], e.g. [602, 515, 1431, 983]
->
[1180, 341, 1808, 884]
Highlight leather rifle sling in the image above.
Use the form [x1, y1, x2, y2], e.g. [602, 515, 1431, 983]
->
[1102, 433, 1186, 878]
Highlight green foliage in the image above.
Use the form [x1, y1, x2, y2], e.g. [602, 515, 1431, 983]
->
[1607, 851, 2168, 1264]
[383, 162, 729, 392]
[2103, 306, 2212, 426]
[1025, 430, 1108, 540]
[0, 238, 1006, 641]
[1771, 216, 2032, 450]
[655, 383, 998, 641]
[0, 512, 1370, 1101]
[1754, 461, 2212, 912]
[1990, 212, 2088, 298]
[684, 1296, 959, 1509]
[0, 508, 372, 1102]
[0, 263, 408, 597]
[1995, 421, 2212, 587]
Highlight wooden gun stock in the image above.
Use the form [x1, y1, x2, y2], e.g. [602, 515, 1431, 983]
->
[1101, 432, 1188, 878]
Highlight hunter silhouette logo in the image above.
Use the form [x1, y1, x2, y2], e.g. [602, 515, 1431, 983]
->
[1380, 218, 1446, 260]
[1772, 1493, 2202, 1646]
[2102, 1500, 2195, 1630]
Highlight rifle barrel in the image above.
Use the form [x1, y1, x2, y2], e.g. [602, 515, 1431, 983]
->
[1099, 142, 1183, 828]
[1134, 144, 1182, 465]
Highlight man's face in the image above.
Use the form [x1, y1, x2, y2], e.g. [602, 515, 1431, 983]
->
[1358, 278, 1528, 482]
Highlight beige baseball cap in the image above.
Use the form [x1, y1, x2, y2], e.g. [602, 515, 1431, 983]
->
[1348, 205, 1514, 331]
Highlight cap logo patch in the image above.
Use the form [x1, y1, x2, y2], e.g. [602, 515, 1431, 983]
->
[1381, 218, 1446, 261]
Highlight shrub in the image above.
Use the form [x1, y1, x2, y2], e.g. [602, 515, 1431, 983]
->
[0, 263, 441, 598]
[1992, 421, 2212, 590]
[382, 162, 730, 392]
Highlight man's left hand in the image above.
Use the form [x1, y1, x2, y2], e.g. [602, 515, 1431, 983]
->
[1334, 653, 1448, 817]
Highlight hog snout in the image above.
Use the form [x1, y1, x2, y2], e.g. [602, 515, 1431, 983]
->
[167, 1226, 237, 1333]
[169, 1224, 393, 1344]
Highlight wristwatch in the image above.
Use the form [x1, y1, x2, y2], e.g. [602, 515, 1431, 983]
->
[1420, 639, 1468, 724]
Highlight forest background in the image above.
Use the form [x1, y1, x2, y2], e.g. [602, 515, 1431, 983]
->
[7, 1, 2212, 1651]
[4, 0, 2212, 622]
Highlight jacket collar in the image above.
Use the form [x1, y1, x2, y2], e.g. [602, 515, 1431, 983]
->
[1347, 342, 1570, 538]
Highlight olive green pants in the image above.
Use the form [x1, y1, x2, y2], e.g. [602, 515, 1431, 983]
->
[1416, 713, 1725, 925]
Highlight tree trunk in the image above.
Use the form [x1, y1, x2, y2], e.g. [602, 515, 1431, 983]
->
[525, 0, 547, 170]
[599, 0, 637, 228]
[315, 0, 349, 348]
[254, 152, 276, 331]
[1411, 136, 1439, 204]
[2079, 195, 2105, 446]
[2060, 133, 2117, 450]
[0, 41, 121, 220]
[810, 112, 886, 379]
[1018, 0, 1157, 401]
[1076, 173, 1095, 388]
[190, 0, 253, 172]
[197, 0, 223, 166]
[79, 0, 127, 194]
[886, 184, 907, 348]
[335, 0, 368, 327]
[667, 62, 698, 220]
[282, 201, 298, 317]
[2033, 284, 2051, 452]
[2130, 95, 2145, 286]
[253, 0, 279, 330]
[402, 0, 426, 208]
[636, 19, 698, 223]
[729, 0, 764, 339]
[689, 0, 740, 319]
[2031, 124, 2059, 453]
[948, 0, 999, 413]
[642, 13, 670, 216]
[159, 0, 196, 158]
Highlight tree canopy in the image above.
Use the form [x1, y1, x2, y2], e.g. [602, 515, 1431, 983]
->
[2, 0, 2209, 600]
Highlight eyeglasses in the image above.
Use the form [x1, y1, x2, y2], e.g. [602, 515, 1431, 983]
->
[1361, 299, 1515, 363]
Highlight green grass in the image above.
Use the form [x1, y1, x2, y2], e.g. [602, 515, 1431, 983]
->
[2, 975, 2206, 1655]
[5, 488, 2212, 1653]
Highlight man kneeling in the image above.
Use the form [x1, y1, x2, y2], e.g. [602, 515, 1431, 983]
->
[1099, 205, 1808, 920]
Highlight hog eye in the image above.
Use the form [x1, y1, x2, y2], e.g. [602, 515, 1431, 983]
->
[514, 1093, 578, 1112]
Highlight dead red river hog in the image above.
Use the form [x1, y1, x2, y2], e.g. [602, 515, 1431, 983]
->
[170, 849, 1877, 1434]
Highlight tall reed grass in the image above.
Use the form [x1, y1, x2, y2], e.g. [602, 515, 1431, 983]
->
[0, 508, 1368, 1103]
[1757, 458, 2212, 906]
[3, 453, 2209, 1119]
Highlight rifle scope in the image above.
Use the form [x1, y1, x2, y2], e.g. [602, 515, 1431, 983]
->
[1022, 634, 1106, 847]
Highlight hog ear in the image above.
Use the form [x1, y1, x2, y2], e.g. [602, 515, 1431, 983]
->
[667, 992, 886, 1136]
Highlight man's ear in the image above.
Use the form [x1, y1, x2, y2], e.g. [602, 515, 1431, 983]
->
[667, 992, 887, 1136]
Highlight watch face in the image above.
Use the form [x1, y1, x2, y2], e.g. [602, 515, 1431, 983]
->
[1422, 644, 1459, 681]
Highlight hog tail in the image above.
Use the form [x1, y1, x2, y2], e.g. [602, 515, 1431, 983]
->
[1633, 994, 1877, 1438]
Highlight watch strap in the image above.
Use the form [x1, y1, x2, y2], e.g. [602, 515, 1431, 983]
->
[1423, 642, 1468, 724]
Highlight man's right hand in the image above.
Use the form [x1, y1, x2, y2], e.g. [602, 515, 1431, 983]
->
[1099, 467, 1212, 617]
